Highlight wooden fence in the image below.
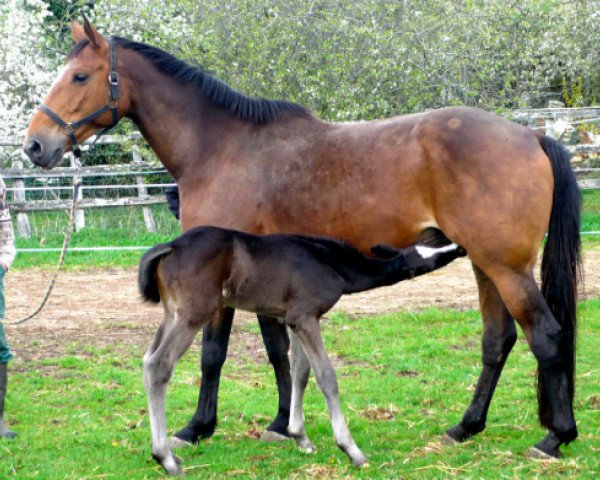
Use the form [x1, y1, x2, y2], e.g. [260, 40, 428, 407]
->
[1, 135, 173, 237]
[1, 107, 599, 239]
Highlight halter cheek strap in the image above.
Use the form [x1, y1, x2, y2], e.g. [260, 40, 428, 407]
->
[38, 38, 120, 157]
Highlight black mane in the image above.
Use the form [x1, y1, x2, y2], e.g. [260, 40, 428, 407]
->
[69, 38, 309, 125]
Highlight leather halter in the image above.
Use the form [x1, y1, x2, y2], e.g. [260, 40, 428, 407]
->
[38, 38, 120, 157]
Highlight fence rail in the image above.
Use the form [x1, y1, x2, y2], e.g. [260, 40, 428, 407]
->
[8, 195, 167, 212]
[1, 164, 167, 179]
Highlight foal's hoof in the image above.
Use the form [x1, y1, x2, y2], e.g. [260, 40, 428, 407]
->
[0, 430, 17, 439]
[296, 438, 316, 453]
[526, 446, 560, 461]
[352, 453, 369, 468]
[170, 436, 195, 450]
[300, 444, 316, 454]
[162, 455, 184, 476]
[260, 430, 290, 442]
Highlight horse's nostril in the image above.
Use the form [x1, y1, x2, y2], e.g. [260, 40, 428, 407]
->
[24, 139, 43, 160]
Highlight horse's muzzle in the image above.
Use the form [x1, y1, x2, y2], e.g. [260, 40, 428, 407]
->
[23, 136, 64, 169]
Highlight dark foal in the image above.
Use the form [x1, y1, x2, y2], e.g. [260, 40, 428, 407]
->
[139, 226, 464, 475]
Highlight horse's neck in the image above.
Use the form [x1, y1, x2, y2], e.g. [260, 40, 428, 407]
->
[124, 58, 247, 180]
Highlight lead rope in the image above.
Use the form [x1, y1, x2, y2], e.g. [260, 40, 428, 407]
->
[1, 178, 82, 326]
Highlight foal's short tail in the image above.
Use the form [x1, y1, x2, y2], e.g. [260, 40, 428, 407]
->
[539, 135, 581, 428]
[139, 244, 173, 303]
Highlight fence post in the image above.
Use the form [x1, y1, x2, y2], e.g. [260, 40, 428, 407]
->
[69, 154, 85, 231]
[132, 146, 156, 232]
[12, 157, 31, 238]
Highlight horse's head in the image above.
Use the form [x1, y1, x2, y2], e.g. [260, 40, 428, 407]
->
[24, 18, 128, 168]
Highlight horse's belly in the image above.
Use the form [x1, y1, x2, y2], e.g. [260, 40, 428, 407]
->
[181, 190, 433, 253]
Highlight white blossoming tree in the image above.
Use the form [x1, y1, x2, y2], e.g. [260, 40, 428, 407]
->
[0, 0, 58, 145]
[1, 0, 598, 148]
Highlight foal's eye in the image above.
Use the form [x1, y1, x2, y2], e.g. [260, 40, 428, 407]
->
[72, 73, 89, 84]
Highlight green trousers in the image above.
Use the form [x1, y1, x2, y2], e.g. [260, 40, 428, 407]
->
[0, 268, 13, 363]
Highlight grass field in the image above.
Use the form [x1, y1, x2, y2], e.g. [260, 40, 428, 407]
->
[1, 300, 598, 479]
[4, 187, 600, 478]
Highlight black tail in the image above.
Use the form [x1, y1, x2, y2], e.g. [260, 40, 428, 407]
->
[138, 244, 173, 303]
[539, 135, 581, 428]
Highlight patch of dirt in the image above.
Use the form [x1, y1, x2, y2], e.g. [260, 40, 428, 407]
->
[358, 404, 400, 421]
[4, 249, 600, 365]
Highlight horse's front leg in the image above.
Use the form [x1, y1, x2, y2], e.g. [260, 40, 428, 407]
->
[173, 307, 234, 445]
[144, 313, 204, 476]
[257, 315, 292, 441]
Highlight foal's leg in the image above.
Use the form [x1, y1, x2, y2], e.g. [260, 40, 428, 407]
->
[292, 316, 368, 467]
[487, 267, 578, 458]
[173, 307, 234, 445]
[287, 329, 315, 452]
[445, 265, 517, 443]
[257, 315, 292, 441]
[144, 312, 205, 476]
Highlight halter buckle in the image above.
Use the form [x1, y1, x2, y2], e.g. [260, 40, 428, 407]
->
[62, 123, 75, 134]
[108, 71, 119, 86]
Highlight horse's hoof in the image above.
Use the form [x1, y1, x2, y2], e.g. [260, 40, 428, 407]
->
[441, 433, 460, 446]
[526, 447, 559, 461]
[170, 436, 195, 450]
[260, 430, 290, 442]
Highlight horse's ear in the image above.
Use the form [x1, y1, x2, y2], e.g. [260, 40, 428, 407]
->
[71, 14, 107, 50]
[72, 19, 87, 44]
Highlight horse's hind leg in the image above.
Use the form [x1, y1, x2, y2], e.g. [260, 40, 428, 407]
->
[486, 267, 577, 458]
[287, 329, 315, 452]
[445, 265, 517, 443]
[173, 307, 234, 445]
[257, 315, 292, 441]
[291, 315, 367, 467]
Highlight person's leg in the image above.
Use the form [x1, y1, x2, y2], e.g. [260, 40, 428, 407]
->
[0, 269, 16, 439]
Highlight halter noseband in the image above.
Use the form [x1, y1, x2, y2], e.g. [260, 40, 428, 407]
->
[38, 38, 120, 158]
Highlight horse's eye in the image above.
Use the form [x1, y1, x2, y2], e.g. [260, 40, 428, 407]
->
[72, 73, 89, 84]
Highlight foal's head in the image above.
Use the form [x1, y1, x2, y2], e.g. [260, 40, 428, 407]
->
[24, 18, 129, 168]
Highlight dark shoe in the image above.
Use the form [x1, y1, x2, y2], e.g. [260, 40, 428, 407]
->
[0, 363, 16, 439]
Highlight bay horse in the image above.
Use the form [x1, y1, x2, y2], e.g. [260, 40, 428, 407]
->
[24, 18, 580, 461]
[138, 226, 465, 474]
